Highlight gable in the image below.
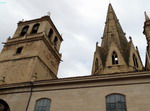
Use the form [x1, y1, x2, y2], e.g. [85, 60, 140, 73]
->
[128, 42, 143, 70]
[91, 46, 103, 75]
[105, 41, 126, 67]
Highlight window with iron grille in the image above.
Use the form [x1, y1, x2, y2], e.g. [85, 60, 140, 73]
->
[106, 94, 127, 111]
[34, 98, 51, 111]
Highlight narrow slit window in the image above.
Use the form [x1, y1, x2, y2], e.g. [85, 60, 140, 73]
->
[133, 54, 138, 68]
[95, 58, 99, 72]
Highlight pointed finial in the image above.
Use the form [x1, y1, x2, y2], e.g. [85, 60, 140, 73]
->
[47, 12, 51, 16]
[7, 36, 11, 40]
[96, 42, 98, 46]
[144, 11, 150, 21]
[136, 46, 138, 50]
[129, 36, 132, 42]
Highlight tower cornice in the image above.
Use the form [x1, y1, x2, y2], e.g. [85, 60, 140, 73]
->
[4, 33, 62, 61]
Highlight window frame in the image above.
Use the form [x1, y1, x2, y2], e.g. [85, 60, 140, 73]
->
[95, 58, 99, 72]
[48, 28, 53, 38]
[20, 25, 29, 36]
[34, 98, 51, 111]
[16, 47, 23, 54]
[112, 51, 119, 65]
[106, 93, 127, 111]
[31, 23, 40, 34]
[53, 36, 58, 46]
[133, 54, 138, 68]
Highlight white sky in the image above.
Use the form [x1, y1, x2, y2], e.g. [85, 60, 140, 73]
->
[0, 0, 149, 78]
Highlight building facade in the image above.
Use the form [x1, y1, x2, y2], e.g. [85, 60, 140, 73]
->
[0, 3, 150, 111]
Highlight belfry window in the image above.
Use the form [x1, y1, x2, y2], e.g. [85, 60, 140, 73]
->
[106, 94, 127, 111]
[20, 25, 29, 36]
[112, 51, 118, 65]
[34, 98, 51, 111]
[53, 36, 58, 46]
[133, 54, 138, 68]
[31, 23, 40, 34]
[95, 58, 99, 72]
[48, 28, 53, 38]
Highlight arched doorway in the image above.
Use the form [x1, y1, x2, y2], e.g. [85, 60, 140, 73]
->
[0, 99, 10, 111]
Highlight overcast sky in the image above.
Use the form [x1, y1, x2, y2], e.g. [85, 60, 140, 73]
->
[0, 0, 149, 78]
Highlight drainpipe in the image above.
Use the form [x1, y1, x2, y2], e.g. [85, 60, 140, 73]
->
[25, 82, 33, 111]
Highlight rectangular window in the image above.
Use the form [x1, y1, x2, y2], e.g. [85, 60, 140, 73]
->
[16, 47, 23, 54]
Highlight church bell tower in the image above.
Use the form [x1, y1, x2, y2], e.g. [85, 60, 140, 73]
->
[0, 16, 63, 84]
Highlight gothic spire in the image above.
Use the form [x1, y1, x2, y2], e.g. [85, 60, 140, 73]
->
[91, 4, 143, 75]
[144, 11, 150, 21]
[101, 3, 128, 49]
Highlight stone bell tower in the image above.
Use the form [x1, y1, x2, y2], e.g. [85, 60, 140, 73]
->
[143, 12, 150, 70]
[0, 16, 63, 84]
[91, 4, 143, 75]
